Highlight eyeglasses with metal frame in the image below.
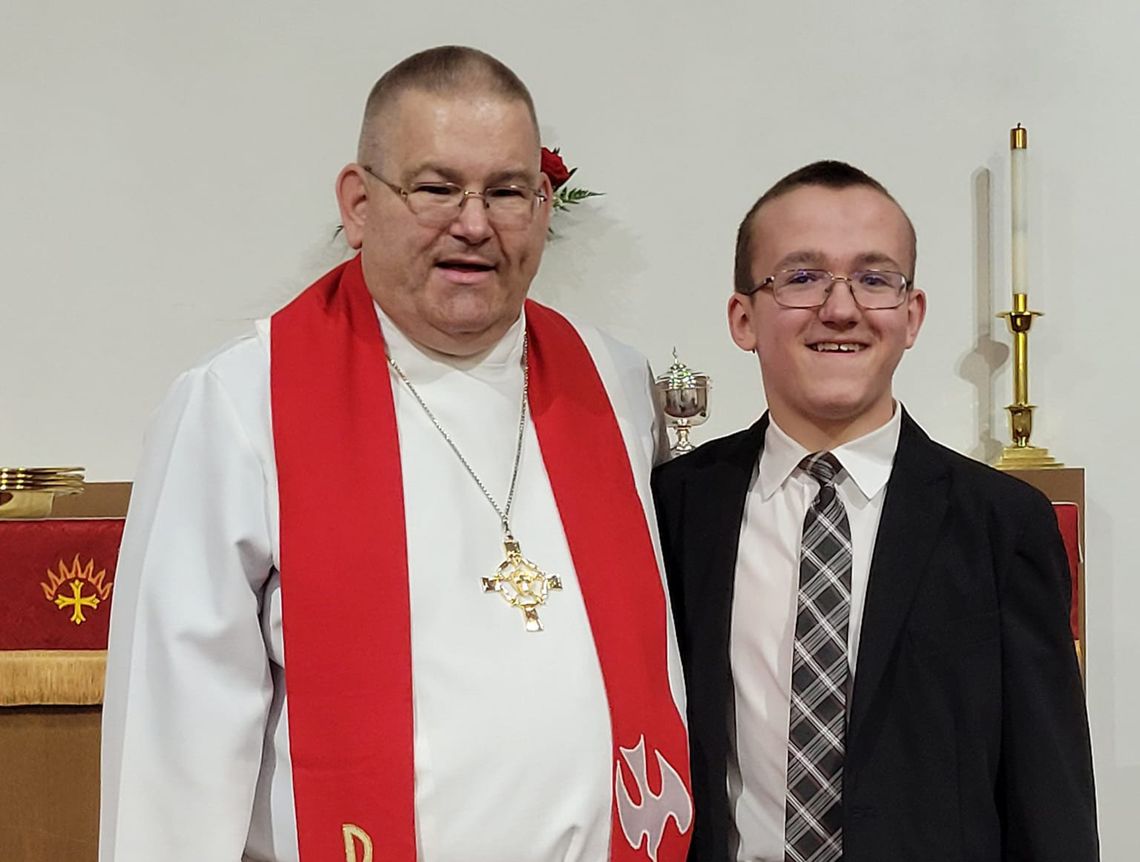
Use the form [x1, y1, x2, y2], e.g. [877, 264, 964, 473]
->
[360, 165, 548, 229]
[744, 269, 913, 309]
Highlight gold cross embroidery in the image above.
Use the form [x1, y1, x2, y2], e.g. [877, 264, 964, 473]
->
[53, 579, 101, 625]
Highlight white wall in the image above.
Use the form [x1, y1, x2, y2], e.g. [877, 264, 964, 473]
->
[3, 0, 1136, 851]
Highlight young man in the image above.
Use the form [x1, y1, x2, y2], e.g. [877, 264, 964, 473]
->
[100, 47, 691, 862]
[653, 161, 1097, 861]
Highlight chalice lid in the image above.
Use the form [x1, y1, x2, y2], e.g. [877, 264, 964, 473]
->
[656, 348, 708, 390]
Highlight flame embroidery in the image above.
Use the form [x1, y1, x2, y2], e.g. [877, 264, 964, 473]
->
[41, 555, 114, 625]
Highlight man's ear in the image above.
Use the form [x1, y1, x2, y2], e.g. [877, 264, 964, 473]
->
[904, 288, 927, 348]
[728, 292, 759, 352]
[335, 165, 369, 250]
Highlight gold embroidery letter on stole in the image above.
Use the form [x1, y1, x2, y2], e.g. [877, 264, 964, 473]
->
[342, 823, 373, 862]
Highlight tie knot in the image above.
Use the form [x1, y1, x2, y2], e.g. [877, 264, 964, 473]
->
[801, 452, 842, 487]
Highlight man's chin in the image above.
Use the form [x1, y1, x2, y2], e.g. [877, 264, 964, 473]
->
[424, 310, 521, 356]
[802, 391, 893, 430]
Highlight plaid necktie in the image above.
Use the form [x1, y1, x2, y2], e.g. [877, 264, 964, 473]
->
[785, 452, 852, 862]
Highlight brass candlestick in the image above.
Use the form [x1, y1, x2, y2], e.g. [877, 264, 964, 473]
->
[995, 295, 1059, 468]
[995, 124, 1060, 470]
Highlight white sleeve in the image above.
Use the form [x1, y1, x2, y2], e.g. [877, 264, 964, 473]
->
[644, 358, 671, 468]
[100, 361, 275, 861]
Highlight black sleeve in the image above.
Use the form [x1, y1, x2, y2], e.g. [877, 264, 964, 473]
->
[652, 463, 688, 659]
[997, 488, 1099, 860]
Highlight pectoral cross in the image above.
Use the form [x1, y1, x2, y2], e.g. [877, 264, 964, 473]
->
[482, 536, 562, 632]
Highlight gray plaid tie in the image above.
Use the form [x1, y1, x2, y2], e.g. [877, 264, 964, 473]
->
[785, 452, 851, 862]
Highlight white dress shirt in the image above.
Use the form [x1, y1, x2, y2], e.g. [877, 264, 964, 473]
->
[727, 409, 902, 862]
[100, 304, 684, 862]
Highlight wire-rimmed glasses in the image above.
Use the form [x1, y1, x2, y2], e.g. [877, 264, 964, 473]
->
[745, 269, 912, 309]
[361, 165, 547, 229]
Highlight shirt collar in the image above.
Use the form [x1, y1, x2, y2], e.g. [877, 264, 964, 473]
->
[757, 406, 902, 502]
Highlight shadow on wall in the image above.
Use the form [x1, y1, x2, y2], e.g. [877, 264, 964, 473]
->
[241, 225, 357, 320]
[530, 206, 646, 341]
[956, 167, 1009, 463]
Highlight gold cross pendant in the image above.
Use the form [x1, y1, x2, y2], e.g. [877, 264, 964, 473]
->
[482, 536, 562, 632]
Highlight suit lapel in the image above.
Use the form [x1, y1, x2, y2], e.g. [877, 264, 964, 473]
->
[690, 416, 767, 639]
[848, 411, 950, 744]
[679, 416, 766, 862]
[684, 416, 766, 788]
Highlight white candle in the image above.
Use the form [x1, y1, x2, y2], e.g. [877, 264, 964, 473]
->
[1010, 125, 1028, 299]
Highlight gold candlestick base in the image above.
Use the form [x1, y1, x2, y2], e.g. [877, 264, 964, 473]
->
[995, 444, 1063, 470]
[994, 403, 1063, 469]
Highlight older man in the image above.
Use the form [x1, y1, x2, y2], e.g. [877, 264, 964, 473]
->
[101, 46, 691, 862]
[653, 161, 1097, 861]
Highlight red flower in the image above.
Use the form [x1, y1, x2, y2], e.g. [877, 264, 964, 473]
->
[541, 147, 573, 191]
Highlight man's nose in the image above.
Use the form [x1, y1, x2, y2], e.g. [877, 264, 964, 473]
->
[449, 194, 494, 242]
[817, 278, 861, 324]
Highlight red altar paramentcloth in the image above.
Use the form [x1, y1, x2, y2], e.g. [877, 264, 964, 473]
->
[0, 519, 124, 650]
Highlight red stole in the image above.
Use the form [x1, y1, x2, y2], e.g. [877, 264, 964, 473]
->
[271, 255, 691, 861]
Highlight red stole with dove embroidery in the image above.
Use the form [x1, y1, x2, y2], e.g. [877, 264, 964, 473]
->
[271, 254, 691, 861]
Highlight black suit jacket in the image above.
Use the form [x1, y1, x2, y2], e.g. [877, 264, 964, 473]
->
[652, 411, 1098, 861]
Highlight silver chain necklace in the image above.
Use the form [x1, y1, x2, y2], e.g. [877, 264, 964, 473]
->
[386, 330, 563, 632]
[387, 332, 529, 533]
